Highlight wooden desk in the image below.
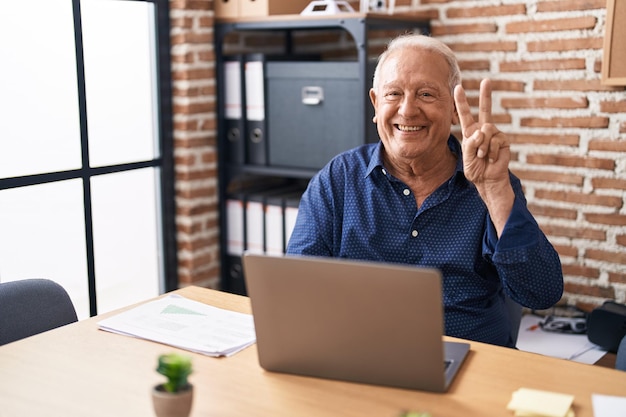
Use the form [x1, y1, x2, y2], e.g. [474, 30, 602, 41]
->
[0, 286, 624, 417]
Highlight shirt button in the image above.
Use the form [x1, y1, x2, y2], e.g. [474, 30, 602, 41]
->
[403, 189, 410, 196]
[382, 168, 387, 175]
[412, 230, 418, 237]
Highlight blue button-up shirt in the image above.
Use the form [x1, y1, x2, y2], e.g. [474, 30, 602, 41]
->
[287, 137, 563, 347]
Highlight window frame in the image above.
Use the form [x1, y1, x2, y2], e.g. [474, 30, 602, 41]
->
[0, 0, 178, 316]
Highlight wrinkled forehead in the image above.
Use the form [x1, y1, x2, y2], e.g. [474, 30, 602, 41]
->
[377, 48, 452, 88]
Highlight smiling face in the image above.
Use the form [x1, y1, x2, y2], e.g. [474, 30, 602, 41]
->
[369, 47, 459, 165]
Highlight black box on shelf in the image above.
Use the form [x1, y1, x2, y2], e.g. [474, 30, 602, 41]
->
[266, 61, 377, 170]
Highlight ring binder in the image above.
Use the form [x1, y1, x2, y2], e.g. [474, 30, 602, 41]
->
[244, 54, 267, 165]
[223, 55, 245, 164]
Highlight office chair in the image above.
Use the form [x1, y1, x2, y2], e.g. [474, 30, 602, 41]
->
[505, 295, 523, 347]
[0, 278, 78, 346]
[616, 334, 626, 372]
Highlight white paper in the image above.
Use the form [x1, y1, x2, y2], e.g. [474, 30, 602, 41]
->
[592, 394, 626, 417]
[98, 294, 256, 357]
[516, 315, 607, 364]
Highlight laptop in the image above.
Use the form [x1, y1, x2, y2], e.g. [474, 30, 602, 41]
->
[242, 252, 470, 392]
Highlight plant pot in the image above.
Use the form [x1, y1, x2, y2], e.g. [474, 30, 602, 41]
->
[152, 384, 194, 417]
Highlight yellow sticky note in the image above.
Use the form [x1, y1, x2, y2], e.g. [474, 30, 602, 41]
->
[507, 388, 575, 417]
[513, 407, 575, 417]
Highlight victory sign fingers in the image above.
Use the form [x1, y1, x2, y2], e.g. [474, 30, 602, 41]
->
[453, 79, 510, 182]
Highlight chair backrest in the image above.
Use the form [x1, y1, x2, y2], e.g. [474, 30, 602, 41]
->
[0, 279, 78, 346]
[616, 334, 626, 372]
[505, 295, 523, 347]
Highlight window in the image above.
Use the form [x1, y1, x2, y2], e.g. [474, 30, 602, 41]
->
[0, 0, 177, 318]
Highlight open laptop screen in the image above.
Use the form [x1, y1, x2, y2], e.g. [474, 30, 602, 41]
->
[242, 253, 469, 392]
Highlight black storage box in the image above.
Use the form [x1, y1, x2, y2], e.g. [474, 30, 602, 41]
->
[587, 301, 626, 352]
[266, 61, 377, 170]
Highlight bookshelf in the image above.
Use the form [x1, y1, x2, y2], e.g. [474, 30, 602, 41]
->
[214, 13, 430, 294]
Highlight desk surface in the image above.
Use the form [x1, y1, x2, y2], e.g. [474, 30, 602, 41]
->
[0, 286, 624, 417]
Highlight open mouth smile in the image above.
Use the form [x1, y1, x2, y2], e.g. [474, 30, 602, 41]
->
[396, 124, 424, 132]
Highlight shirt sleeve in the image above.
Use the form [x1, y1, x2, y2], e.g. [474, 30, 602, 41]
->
[286, 171, 335, 257]
[483, 189, 564, 310]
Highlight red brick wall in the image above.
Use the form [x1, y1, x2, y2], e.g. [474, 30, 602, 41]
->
[169, 0, 626, 310]
[170, 0, 219, 288]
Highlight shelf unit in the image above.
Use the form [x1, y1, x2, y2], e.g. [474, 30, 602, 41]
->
[214, 13, 430, 294]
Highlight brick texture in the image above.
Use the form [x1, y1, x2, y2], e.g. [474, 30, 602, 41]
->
[170, 0, 626, 307]
[170, 0, 220, 290]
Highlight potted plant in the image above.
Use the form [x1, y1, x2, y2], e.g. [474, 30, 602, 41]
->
[151, 353, 194, 417]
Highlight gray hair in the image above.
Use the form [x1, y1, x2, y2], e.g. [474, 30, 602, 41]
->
[372, 33, 462, 94]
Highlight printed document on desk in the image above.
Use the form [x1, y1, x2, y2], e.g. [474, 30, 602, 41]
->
[516, 314, 606, 364]
[98, 294, 256, 357]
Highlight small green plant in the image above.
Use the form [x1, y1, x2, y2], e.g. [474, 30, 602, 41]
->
[156, 353, 193, 393]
